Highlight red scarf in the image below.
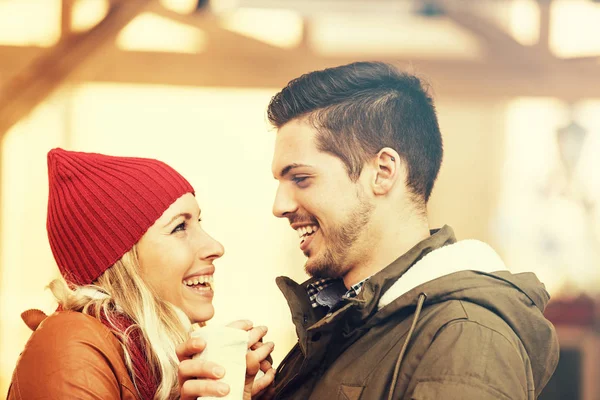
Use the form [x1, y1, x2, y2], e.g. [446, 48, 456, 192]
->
[103, 314, 160, 400]
[56, 306, 160, 399]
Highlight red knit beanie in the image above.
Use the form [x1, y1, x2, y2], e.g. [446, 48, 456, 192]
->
[46, 148, 195, 285]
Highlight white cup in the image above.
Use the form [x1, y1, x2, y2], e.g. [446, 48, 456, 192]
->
[190, 325, 249, 400]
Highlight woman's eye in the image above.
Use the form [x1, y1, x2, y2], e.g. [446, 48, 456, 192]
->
[171, 222, 186, 234]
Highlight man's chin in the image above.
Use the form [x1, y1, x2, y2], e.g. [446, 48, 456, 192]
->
[305, 260, 326, 279]
[305, 258, 343, 280]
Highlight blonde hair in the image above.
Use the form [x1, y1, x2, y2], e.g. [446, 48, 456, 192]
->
[49, 246, 196, 399]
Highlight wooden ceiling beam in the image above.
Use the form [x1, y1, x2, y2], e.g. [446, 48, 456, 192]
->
[147, 2, 288, 55]
[1, 0, 599, 120]
[0, 46, 43, 86]
[535, 0, 553, 55]
[441, 0, 551, 67]
[69, 46, 600, 99]
[61, 0, 75, 40]
[0, 0, 152, 141]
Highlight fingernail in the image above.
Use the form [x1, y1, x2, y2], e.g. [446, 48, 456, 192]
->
[193, 338, 204, 348]
[213, 366, 225, 378]
[217, 382, 230, 395]
[245, 320, 253, 326]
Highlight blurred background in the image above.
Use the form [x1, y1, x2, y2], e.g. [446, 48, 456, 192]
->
[1, 0, 599, 398]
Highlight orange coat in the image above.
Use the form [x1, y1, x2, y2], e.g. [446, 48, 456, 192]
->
[7, 310, 140, 399]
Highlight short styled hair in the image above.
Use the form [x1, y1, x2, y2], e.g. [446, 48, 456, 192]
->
[267, 61, 443, 206]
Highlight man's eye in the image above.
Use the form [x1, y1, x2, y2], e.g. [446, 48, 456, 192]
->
[292, 176, 309, 185]
[171, 222, 186, 234]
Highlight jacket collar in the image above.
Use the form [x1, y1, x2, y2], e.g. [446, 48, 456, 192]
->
[348, 225, 456, 316]
[276, 226, 456, 351]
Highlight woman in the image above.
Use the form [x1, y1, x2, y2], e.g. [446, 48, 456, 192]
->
[7, 148, 275, 399]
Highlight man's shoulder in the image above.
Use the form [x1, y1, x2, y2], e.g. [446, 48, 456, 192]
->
[416, 299, 516, 333]
[403, 299, 524, 359]
[399, 298, 468, 328]
[454, 300, 523, 343]
[384, 298, 518, 346]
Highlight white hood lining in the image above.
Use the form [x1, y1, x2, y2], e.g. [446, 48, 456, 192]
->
[378, 240, 508, 310]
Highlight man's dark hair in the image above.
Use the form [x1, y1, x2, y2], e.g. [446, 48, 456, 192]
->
[267, 61, 443, 207]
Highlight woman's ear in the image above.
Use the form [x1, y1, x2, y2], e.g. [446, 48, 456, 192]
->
[372, 148, 401, 196]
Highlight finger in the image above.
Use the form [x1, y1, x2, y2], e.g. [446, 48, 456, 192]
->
[247, 326, 268, 348]
[252, 341, 275, 363]
[178, 358, 226, 387]
[176, 337, 206, 362]
[250, 341, 265, 351]
[246, 342, 274, 377]
[251, 368, 276, 397]
[250, 348, 273, 367]
[180, 379, 230, 400]
[226, 319, 254, 331]
[259, 359, 272, 373]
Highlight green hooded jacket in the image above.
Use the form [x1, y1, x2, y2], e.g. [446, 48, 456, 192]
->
[273, 226, 559, 399]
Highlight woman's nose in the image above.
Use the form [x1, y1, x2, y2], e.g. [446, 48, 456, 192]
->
[196, 229, 225, 261]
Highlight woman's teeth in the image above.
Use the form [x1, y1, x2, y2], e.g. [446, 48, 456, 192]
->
[296, 225, 319, 239]
[183, 275, 214, 290]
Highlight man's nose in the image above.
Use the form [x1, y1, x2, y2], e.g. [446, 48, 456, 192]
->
[272, 184, 298, 218]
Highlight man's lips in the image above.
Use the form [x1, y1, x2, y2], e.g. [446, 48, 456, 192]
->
[300, 229, 317, 252]
[290, 221, 319, 230]
[289, 219, 320, 254]
[295, 224, 319, 254]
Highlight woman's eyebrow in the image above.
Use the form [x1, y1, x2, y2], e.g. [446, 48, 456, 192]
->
[162, 213, 191, 228]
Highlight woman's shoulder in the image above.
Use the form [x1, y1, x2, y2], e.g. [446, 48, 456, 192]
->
[24, 310, 122, 358]
[39, 310, 110, 332]
[8, 310, 138, 399]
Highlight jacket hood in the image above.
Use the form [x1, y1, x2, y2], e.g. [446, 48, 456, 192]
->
[371, 239, 559, 396]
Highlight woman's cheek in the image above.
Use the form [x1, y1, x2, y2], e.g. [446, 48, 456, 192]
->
[167, 242, 196, 271]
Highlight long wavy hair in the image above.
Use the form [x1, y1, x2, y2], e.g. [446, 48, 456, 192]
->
[48, 246, 195, 399]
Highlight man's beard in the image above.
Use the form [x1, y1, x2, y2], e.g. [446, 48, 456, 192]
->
[305, 190, 374, 279]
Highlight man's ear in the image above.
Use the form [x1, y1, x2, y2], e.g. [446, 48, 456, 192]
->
[372, 148, 401, 196]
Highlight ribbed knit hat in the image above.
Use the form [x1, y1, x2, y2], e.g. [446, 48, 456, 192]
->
[46, 148, 195, 285]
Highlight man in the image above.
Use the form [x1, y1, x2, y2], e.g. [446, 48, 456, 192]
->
[268, 62, 559, 399]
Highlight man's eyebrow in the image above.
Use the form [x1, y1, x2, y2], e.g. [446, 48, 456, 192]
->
[278, 163, 312, 178]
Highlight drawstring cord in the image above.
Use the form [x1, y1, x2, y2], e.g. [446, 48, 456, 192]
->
[387, 292, 428, 400]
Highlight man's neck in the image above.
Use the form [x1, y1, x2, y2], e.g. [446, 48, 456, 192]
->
[342, 215, 431, 289]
